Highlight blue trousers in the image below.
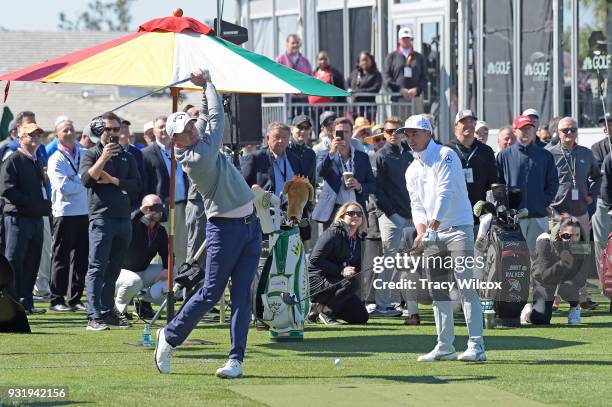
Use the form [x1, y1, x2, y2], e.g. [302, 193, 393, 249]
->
[4, 215, 43, 310]
[86, 217, 131, 320]
[165, 216, 262, 362]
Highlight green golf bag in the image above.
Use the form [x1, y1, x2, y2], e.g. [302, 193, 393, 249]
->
[254, 226, 309, 341]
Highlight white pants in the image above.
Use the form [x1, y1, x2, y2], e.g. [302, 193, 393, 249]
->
[423, 225, 483, 351]
[114, 264, 167, 313]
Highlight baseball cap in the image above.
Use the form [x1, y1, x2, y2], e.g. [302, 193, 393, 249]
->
[398, 27, 413, 39]
[292, 115, 312, 127]
[8, 119, 17, 133]
[166, 111, 196, 137]
[19, 123, 44, 136]
[455, 109, 477, 124]
[475, 121, 488, 132]
[143, 121, 154, 133]
[521, 108, 540, 119]
[512, 115, 535, 130]
[82, 124, 99, 143]
[397, 115, 433, 134]
[599, 113, 612, 125]
[319, 111, 337, 126]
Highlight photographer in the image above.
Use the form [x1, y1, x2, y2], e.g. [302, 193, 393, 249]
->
[521, 216, 586, 325]
[308, 201, 369, 325]
[80, 112, 141, 331]
[114, 194, 168, 319]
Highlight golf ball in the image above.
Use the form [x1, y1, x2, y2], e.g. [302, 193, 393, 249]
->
[334, 358, 341, 366]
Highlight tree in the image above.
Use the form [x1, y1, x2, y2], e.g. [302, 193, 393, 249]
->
[58, 0, 134, 31]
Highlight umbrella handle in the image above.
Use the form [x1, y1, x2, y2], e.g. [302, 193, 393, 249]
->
[110, 77, 192, 113]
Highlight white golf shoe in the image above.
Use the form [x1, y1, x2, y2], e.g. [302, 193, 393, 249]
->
[568, 306, 581, 325]
[154, 328, 176, 374]
[216, 359, 243, 378]
[458, 342, 487, 362]
[417, 346, 457, 362]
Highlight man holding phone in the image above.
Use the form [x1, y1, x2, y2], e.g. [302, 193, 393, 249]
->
[80, 112, 141, 331]
[313, 118, 376, 229]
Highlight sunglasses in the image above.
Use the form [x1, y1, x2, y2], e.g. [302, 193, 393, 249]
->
[105, 127, 121, 133]
[384, 128, 399, 134]
[344, 210, 363, 218]
[25, 132, 43, 138]
[559, 127, 577, 134]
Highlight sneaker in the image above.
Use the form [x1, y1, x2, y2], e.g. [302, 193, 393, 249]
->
[86, 319, 109, 331]
[71, 302, 87, 312]
[404, 314, 421, 325]
[103, 312, 131, 329]
[568, 306, 581, 324]
[154, 328, 176, 374]
[580, 300, 598, 310]
[120, 311, 133, 321]
[32, 293, 50, 301]
[458, 342, 487, 362]
[215, 359, 243, 379]
[307, 303, 322, 323]
[319, 311, 339, 325]
[255, 320, 269, 331]
[417, 346, 457, 362]
[520, 303, 533, 325]
[26, 307, 47, 315]
[49, 304, 74, 312]
[369, 307, 402, 317]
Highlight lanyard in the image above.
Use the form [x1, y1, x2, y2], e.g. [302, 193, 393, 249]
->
[455, 144, 479, 168]
[274, 156, 287, 182]
[341, 154, 354, 173]
[561, 146, 577, 187]
[58, 149, 80, 175]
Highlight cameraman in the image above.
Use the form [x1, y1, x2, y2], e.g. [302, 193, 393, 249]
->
[522, 216, 586, 325]
[114, 194, 168, 319]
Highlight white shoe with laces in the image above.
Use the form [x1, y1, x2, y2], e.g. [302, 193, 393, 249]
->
[216, 359, 243, 378]
[417, 345, 457, 362]
[154, 328, 176, 374]
[568, 306, 581, 325]
[458, 342, 487, 362]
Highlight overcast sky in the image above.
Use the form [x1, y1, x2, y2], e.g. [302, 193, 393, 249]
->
[0, 0, 237, 31]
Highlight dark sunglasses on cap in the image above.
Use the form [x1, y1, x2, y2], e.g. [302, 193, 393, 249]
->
[344, 210, 363, 218]
[105, 127, 121, 133]
[559, 127, 577, 134]
[145, 203, 164, 213]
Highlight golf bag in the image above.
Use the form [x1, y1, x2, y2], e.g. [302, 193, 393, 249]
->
[0, 254, 31, 333]
[598, 232, 612, 299]
[254, 226, 310, 341]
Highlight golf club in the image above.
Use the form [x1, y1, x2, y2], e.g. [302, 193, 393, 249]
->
[109, 76, 192, 113]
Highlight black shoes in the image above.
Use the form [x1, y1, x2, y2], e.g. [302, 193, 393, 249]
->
[26, 307, 47, 315]
[133, 301, 155, 319]
[103, 311, 131, 329]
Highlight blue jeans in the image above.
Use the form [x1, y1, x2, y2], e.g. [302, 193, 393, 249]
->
[165, 216, 262, 362]
[4, 215, 43, 310]
[86, 217, 131, 320]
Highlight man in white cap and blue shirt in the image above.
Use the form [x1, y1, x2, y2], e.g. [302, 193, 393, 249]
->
[402, 114, 486, 362]
[154, 69, 262, 378]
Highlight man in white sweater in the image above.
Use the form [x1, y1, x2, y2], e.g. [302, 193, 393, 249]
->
[47, 118, 89, 312]
[403, 114, 486, 362]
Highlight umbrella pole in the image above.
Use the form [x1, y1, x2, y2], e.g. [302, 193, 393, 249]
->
[166, 87, 180, 322]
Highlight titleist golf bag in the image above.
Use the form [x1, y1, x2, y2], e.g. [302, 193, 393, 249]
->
[476, 184, 530, 326]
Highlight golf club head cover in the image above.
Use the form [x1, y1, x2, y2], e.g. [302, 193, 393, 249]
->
[283, 175, 314, 222]
[252, 185, 281, 234]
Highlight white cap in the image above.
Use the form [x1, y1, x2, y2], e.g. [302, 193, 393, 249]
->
[398, 27, 413, 39]
[521, 108, 540, 119]
[397, 115, 433, 133]
[166, 112, 196, 137]
[143, 121, 154, 133]
[475, 121, 488, 132]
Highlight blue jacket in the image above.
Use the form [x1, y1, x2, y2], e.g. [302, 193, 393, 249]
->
[240, 147, 303, 196]
[313, 148, 376, 221]
[496, 142, 559, 218]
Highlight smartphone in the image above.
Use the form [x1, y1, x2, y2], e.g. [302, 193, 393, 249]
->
[335, 130, 345, 140]
[109, 135, 119, 144]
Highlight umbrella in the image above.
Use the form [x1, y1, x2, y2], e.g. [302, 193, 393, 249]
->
[0, 9, 347, 321]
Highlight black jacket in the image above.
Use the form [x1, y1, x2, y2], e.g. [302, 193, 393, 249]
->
[0, 150, 51, 218]
[591, 137, 611, 170]
[348, 69, 383, 102]
[122, 209, 169, 272]
[308, 221, 362, 292]
[383, 49, 428, 96]
[142, 143, 190, 207]
[241, 147, 303, 195]
[374, 141, 413, 219]
[125, 144, 146, 210]
[287, 140, 317, 189]
[446, 139, 497, 209]
[80, 142, 141, 220]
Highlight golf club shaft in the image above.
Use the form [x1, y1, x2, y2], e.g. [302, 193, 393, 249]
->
[110, 77, 191, 113]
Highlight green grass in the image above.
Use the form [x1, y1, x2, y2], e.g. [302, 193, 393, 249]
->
[2, 283, 612, 406]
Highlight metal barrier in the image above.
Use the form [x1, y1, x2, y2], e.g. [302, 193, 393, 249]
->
[261, 92, 416, 139]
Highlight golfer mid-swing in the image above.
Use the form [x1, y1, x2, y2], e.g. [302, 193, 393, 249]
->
[402, 114, 486, 362]
[155, 69, 262, 378]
